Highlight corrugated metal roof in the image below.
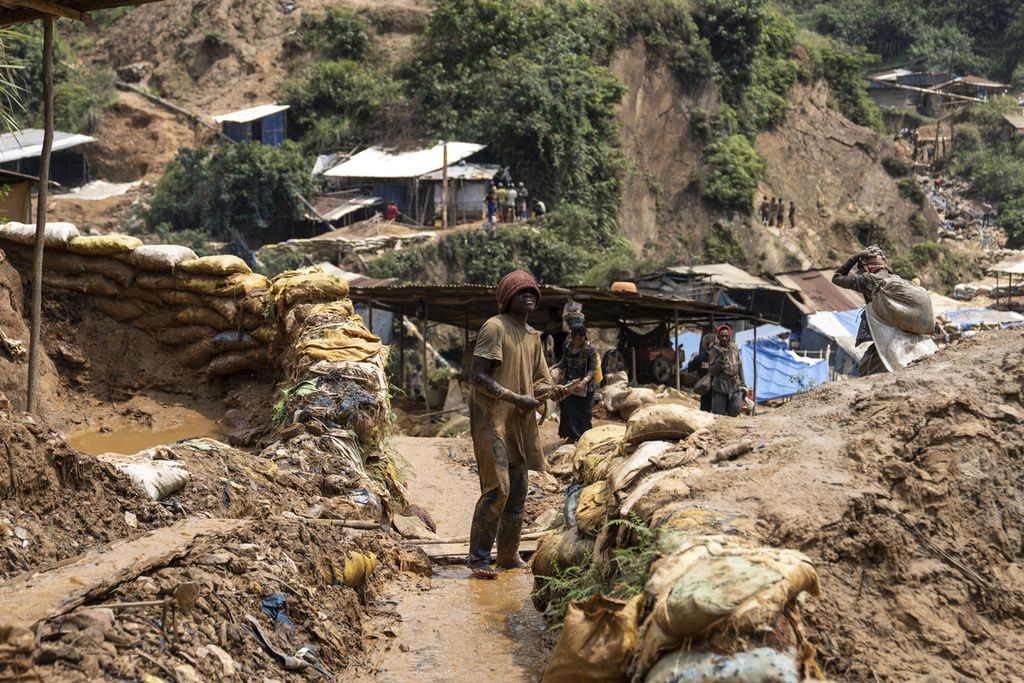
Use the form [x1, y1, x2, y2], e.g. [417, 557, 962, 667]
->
[212, 104, 290, 124]
[0, 129, 96, 164]
[988, 253, 1024, 275]
[0, 1, 160, 27]
[1003, 113, 1024, 131]
[324, 142, 485, 180]
[349, 284, 765, 331]
[665, 263, 793, 292]
[420, 163, 500, 181]
[773, 269, 865, 313]
[317, 196, 383, 221]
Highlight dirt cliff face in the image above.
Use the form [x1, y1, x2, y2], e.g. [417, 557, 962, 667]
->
[611, 39, 938, 273]
[97, 0, 431, 112]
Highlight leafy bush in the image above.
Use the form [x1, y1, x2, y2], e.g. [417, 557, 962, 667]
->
[700, 134, 766, 212]
[950, 124, 982, 156]
[145, 142, 317, 244]
[889, 240, 982, 294]
[54, 66, 117, 133]
[897, 177, 924, 204]
[286, 7, 371, 60]
[610, 0, 712, 83]
[804, 39, 883, 131]
[997, 198, 1024, 249]
[280, 59, 407, 152]
[881, 154, 912, 177]
[703, 222, 746, 263]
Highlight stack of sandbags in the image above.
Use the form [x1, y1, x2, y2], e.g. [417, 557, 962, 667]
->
[0, 226, 274, 376]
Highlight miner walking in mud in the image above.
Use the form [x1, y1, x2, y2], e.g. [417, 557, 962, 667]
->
[832, 246, 894, 376]
[468, 270, 569, 578]
[708, 324, 745, 417]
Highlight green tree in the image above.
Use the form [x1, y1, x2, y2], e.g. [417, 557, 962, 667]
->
[286, 7, 371, 60]
[700, 134, 766, 212]
[145, 142, 317, 243]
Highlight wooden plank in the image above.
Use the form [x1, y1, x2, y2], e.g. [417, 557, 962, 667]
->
[0, 0, 90, 22]
[0, 518, 246, 630]
[422, 540, 538, 561]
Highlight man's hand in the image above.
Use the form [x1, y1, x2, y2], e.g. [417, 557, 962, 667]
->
[548, 384, 572, 402]
[512, 394, 541, 412]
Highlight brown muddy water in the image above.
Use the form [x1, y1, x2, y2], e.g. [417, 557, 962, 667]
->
[377, 566, 548, 682]
[69, 412, 224, 455]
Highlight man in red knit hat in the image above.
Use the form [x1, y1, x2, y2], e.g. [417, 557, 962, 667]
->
[467, 270, 569, 578]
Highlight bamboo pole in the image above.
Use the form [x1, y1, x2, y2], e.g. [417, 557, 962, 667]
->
[421, 301, 430, 412]
[26, 17, 54, 414]
[673, 309, 681, 390]
[441, 142, 449, 229]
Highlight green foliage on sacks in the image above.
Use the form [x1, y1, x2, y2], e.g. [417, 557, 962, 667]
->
[145, 142, 317, 243]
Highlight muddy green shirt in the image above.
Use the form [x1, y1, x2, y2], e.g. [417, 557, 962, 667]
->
[469, 314, 553, 488]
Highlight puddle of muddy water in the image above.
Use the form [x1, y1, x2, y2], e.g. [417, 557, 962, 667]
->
[377, 565, 549, 683]
[69, 414, 225, 456]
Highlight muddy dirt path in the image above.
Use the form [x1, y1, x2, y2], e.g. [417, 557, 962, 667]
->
[372, 436, 550, 683]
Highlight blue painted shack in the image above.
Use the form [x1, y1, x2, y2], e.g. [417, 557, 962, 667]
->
[212, 104, 289, 147]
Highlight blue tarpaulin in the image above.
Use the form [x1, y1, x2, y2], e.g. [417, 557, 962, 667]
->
[740, 338, 830, 402]
[675, 324, 789, 361]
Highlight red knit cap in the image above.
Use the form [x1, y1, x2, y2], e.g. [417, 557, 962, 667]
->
[715, 324, 733, 337]
[496, 270, 541, 312]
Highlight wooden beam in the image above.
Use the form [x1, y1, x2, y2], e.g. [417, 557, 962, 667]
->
[0, 0, 93, 24]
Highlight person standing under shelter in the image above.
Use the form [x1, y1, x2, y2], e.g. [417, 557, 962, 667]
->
[686, 332, 715, 413]
[517, 182, 529, 221]
[708, 324, 745, 417]
[505, 183, 518, 223]
[495, 183, 508, 223]
[831, 246, 895, 376]
[468, 271, 569, 578]
[552, 326, 597, 442]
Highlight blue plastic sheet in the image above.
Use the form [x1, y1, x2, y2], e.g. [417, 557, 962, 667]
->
[741, 338, 830, 402]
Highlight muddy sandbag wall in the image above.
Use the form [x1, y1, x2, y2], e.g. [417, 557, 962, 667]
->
[258, 266, 400, 521]
[0, 223, 271, 377]
[533, 405, 823, 683]
[0, 225, 400, 518]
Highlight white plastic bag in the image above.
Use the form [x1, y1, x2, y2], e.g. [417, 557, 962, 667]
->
[0, 221, 80, 247]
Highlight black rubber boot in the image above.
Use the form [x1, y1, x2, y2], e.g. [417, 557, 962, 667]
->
[495, 512, 527, 569]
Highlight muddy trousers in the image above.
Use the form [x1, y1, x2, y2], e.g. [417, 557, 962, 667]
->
[468, 442, 528, 568]
[711, 390, 743, 417]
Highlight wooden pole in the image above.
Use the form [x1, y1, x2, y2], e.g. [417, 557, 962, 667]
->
[441, 142, 449, 229]
[673, 309, 681, 390]
[26, 17, 54, 414]
[421, 302, 430, 411]
[751, 323, 758, 417]
[398, 310, 406, 394]
[630, 346, 637, 386]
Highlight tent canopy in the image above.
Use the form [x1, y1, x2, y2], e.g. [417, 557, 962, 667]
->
[741, 338, 830, 402]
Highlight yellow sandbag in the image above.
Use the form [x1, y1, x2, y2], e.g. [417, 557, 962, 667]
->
[635, 536, 820, 676]
[132, 308, 185, 333]
[136, 271, 270, 297]
[43, 272, 120, 298]
[251, 326, 276, 345]
[618, 388, 658, 419]
[305, 299, 356, 321]
[206, 297, 239, 324]
[650, 504, 760, 555]
[90, 296, 148, 322]
[158, 325, 216, 347]
[624, 404, 715, 444]
[577, 424, 627, 455]
[178, 255, 251, 276]
[629, 475, 694, 523]
[270, 267, 350, 311]
[575, 443, 627, 486]
[575, 481, 610, 537]
[9, 248, 137, 287]
[531, 526, 596, 611]
[295, 320, 382, 363]
[542, 593, 643, 683]
[341, 550, 378, 588]
[207, 348, 268, 376]
[179, 338, 216, 368]
[176, 307, 232, 331]
[66, 234, 142, 256]
[156, 289, 205, 307]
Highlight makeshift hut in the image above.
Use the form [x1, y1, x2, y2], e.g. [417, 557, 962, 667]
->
[212, 104, 289, 147]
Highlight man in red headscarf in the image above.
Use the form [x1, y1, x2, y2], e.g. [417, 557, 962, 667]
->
[832, 245, 894, 375]
[708, 324, 746, 416]
[467, 270, 569, 578]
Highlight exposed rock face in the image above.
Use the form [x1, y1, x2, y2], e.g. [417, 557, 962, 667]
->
[611, 38, 938, 273]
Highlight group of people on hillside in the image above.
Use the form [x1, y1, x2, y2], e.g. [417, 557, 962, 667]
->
[759, 196, 796, 229]
[485, 180, 545, 230]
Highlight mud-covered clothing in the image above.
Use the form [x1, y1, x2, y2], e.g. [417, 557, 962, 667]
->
[708, 342, 744, 396]
[708, 342, 745, 417]
[470, 314, 553, 482]
[468, 314, 552, 567]
[554, 341, 597, 441]
[832, 257, 895, 344]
